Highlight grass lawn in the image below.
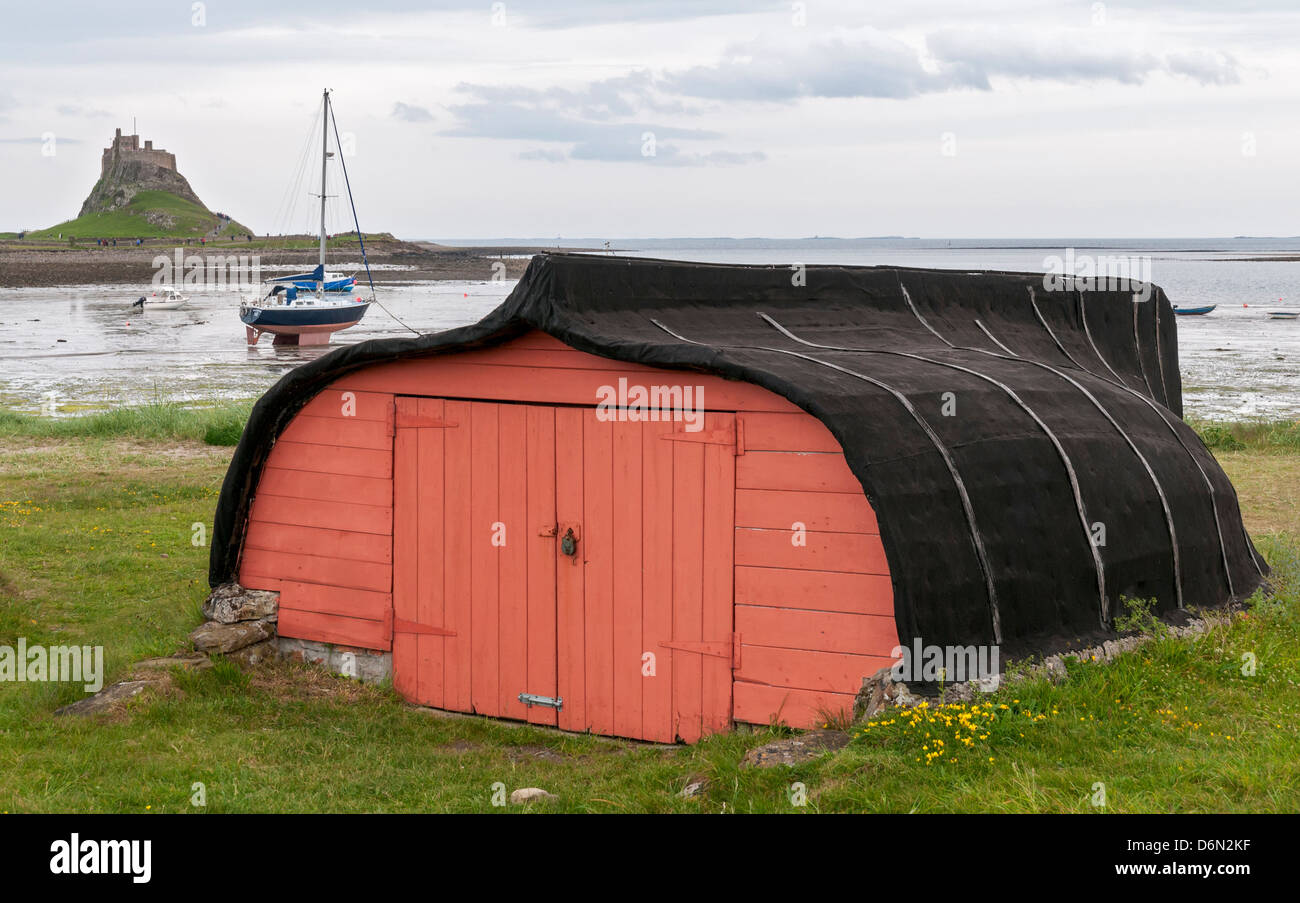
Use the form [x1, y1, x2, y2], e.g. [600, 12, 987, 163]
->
[1, 419, 1297, 813]
[28, 191, 252, 241]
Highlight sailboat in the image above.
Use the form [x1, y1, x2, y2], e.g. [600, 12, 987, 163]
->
[240, 89, 372, 346]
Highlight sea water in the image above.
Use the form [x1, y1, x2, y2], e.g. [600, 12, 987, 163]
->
[2, 239, 1298, 420]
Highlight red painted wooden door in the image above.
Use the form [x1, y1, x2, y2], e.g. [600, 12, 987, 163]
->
[393, 398, 736, 743]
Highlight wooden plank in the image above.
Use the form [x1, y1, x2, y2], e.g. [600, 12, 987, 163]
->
[255, 466, 391, 508]
[735, 646, 895, 694]
[265, 441, 392, 479]
[611, 418, 644, 740]
[736, 605, 900, 657]
[277, 580, 392, 622]
[416, 398, 447, 709]
[250, 494, 392, 536]
[279, 608, 393, 652]
[640, 420, 675, 743]
[392, 418, 418, 702]
[497, 403, 530, 722]
[732, 680, 853, 729]
[671, 439, 706, 744]
[333, 360, 801, 413]
[469, 402, 501, 717]
[734, 488, 877, 534]
[525, 405, 558, 727]
[243, 521, 392, 565]
[734, 528, 889, 575]
[280, 414, 393, 451]
[554, 406, 586, 732]
[734, 566, 894, 618]
[239, 548, 390, 593]
[442, 400, 473, 713]
[701, 413, 736, 737]
[736, 450, 860, 493]
[582, 411, 615, 736]
[740, 412, 841, 452]
[301, 388, 394, 421]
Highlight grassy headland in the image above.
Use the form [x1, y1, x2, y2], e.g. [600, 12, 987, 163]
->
[27, 190, 252, 241]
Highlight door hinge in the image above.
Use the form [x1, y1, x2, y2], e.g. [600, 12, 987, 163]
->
[394, 398, 459, 430]
[394, 618, 457, 637]
[518, 692, 564, 711]
[660, 632, 741, 667]
[659, 418, 741, 454]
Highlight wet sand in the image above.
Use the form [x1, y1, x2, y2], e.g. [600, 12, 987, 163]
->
[0, 237, 557, 287]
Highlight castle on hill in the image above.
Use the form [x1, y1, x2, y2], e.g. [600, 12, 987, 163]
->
[80, 126, 206, 217]
[101, 128, 177, 176]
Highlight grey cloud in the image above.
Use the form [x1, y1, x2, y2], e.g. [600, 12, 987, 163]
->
[665, 33, 963, 101]
[1165, 50, 1242, 85]
[458, 71, 690, 121]
[391, 102, 434, 122]
[926, 28, 1243, 87]
[446, 101, 762, 166]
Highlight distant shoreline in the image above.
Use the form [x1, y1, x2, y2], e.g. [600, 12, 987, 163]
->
[0, 237, 556, 288]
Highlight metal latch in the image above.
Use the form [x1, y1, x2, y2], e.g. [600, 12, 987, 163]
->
[518, 693, 564, 711]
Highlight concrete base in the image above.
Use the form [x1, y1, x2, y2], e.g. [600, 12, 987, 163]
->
[278, 637, 391, 683]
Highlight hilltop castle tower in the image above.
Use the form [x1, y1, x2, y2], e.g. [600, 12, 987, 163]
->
[101, 127, 177, 177]
[80, 126, 208, 218]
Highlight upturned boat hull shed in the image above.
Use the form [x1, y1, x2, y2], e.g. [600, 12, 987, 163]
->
[210, 253, 1266, 742]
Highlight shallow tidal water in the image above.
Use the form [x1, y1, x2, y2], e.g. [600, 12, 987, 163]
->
[0, 280, 512, 414]
[1, 265, 1297, 421]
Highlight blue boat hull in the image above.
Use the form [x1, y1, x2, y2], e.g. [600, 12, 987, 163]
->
[1173, 304, 1216, 316]
[241, 301, 369, 345]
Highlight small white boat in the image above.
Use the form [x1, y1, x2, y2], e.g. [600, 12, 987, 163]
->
[1266, 310, 1299, 320]
[132, 287, 188, 310]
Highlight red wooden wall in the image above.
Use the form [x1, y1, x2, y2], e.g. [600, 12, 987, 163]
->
[237, 330, 898, 733]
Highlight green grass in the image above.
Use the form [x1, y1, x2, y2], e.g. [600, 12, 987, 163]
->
[0, 401, 252, 446]
[29, 190, 252, 240]
[1191, 418, 1300, 453]
[0, 435, 1297, 812]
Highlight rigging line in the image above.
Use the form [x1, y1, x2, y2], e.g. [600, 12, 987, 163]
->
[965, 318, 1187, 606]
[327, 96, 421, 337]
[648, 316, 1004, 644]
[760, 312, 1110, 628]
[1029, 286, 1264, 583]
[272, 106, 320, 241]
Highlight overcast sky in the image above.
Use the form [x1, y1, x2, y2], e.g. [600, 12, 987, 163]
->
[2, 0, 1297, 239]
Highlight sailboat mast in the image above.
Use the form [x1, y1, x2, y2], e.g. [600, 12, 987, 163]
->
[318, 89, 329, 286]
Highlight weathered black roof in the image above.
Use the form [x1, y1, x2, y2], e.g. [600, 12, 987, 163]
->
[211, 252, 1266, 657]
